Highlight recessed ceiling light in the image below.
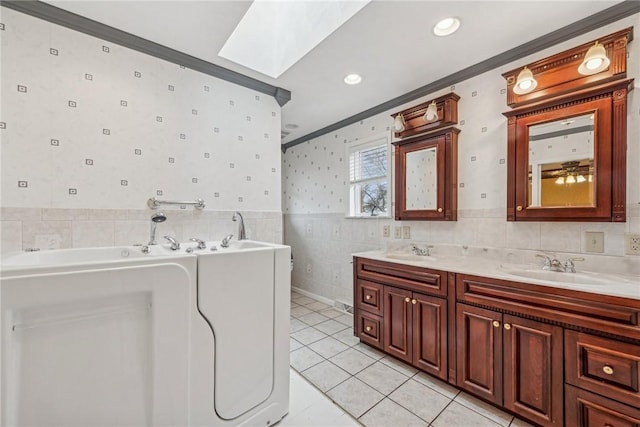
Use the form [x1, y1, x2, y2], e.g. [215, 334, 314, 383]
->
[285, 123, 299, 129]
[433, 17, 461, 37]
[344, 74, 362, 85]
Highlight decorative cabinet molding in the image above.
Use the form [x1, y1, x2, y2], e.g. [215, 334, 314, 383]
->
[502, 27, 632, 107]
[391, 92, 460, 139]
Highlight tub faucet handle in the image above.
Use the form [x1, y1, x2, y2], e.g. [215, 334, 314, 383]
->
[163, 235, 181, 251]
[564, 257, 585, 273]
[190, 237, 206, 250]
[221, 234, 234, 248]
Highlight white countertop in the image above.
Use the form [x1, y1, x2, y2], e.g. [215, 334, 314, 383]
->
[353, 246, 640, 301]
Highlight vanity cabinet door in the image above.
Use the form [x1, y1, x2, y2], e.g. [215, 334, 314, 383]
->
[565, 384, 640, 427]
[503, 314, 563, 427]
[413, 292, 448, 380]
[456, 304, 503, 405]
[383, 286, 413, 364]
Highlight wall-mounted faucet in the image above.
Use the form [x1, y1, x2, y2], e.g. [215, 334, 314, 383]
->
[232, 211, 246, 240]
[149, 212, 167, 245]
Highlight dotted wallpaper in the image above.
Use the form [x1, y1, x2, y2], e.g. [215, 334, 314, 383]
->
[0, 8, 281, 211]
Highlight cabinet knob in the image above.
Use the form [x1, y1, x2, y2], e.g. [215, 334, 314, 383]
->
[365, 294, 372, 300]
[405, 297, 411, 303]
[603, 365, 614, 375]
[492, 320, 500, 328]
[365, 326, 372, 332]
[516, 205, 523, 211]
[437, 207, 443, 213]
[504, 323, 511, 330]
[411, 299, 417, 304]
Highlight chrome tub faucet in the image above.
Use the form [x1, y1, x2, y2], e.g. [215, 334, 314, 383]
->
[232, 211, 246, 240]
[221, 234, 234, 248]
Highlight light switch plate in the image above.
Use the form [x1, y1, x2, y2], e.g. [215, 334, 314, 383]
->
[584, 231, 604, 253]
[625, 233, 640, 256]
[402, 226, 411, 239]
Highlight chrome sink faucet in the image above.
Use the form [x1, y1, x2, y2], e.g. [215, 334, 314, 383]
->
[537, 254, 584, 272]
[411, 244, 434, 256]
[232, 211, 246, 240]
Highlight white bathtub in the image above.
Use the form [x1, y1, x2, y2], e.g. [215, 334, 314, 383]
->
[0, 240, 291, 426]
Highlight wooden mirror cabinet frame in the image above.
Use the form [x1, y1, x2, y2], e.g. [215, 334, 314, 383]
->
[393, 128, 459, 221]
[503, 28, 633, 222]
[504, 79, 632, 222]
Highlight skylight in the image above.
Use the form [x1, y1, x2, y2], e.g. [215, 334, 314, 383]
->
[219, 0, 370, 79]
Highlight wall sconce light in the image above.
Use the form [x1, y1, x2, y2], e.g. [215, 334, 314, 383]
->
[578, 41, 610, 75]
[393, 114, 406, 132]
[513, 66, 537, 95]
[555, 176, 565, 185]
[423, 101, 438, 122]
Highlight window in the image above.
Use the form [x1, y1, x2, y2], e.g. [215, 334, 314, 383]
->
[348, 135, 390, 217]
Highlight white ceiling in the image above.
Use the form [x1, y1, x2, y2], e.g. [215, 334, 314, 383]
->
[45, 1, 623, 144]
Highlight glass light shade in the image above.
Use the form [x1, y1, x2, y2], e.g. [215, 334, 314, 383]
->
[576, 174, 586, 183]
[513, 67, 538, 95]
[424, 101, 438, 121]
[555, 176, 565, 185]
[565, 175, 576, 184]
[578, 42, 610, 75]
[588, 174, 593, 183]
[393, 114, 406, 132]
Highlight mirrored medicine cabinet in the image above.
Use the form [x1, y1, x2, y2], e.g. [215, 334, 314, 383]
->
[503, 27, 633, 222]
[393, 128, 459, 221]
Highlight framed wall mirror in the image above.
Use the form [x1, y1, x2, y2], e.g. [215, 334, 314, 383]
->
[504, 81, 630, 222]
[394, 128, 459, 221]
[503, 28, 632, 222]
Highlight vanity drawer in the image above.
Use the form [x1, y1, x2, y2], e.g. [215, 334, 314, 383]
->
[356, 310, 383, 350]
[355, 257, 447, 297]
[566, 330, 640, 408]
[565, 384, 640, 427]
[357, 280, 383, 316]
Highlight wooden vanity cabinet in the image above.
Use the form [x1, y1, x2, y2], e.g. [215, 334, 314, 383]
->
[384, 285, 448, 379]
[456, 303, 563, 426]
[354, 257, 448, 380]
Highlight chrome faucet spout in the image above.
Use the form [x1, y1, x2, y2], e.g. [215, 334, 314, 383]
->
[232, 211, 246, 240]
[164, 235, 181, 251]
[221, 234, 234, 248]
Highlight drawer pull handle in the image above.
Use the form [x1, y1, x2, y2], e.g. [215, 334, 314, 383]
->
[516, 205, 523, 211]
[365, 326, 372, 332]
[437, 207, 443, 213]
[411, 299, 417, 304]
[405, 297, 411, 303]
[603, 365, 614, 375]
[365, 295, 372, 300]
[504, 323, 511, 330]
[492, 320, 500, 328]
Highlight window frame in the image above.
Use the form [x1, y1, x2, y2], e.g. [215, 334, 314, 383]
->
[345, 132, 392, 219]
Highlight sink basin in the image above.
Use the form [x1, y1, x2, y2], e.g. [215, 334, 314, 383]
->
[504, 269, 613, 285]
[385, 253, 436, 262]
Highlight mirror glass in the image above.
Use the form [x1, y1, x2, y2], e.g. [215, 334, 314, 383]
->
[405, 147, 437, 210]
[527, 113, 594, 208]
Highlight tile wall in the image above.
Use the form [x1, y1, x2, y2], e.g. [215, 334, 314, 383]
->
[283, 15, 640, 304]
[0, 8, 283, 253]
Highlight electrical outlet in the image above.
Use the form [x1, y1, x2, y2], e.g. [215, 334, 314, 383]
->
[402, 226, 411, 239]
[383, 225, 390, 238]
[625, 233, 640, 256]
[332, 224, 340, 238]
[394, 226, 402, 239]
[584, 231, 604, 253]
[305, 263, 313, 274]
[305, 222, 313, 237]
